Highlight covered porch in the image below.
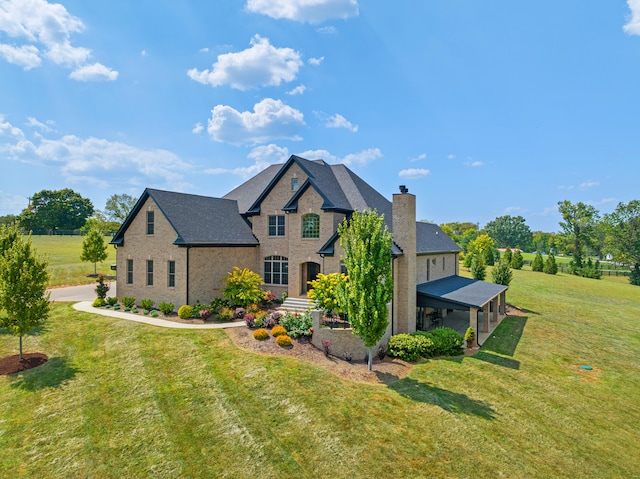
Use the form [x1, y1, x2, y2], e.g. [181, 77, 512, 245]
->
[415, 276, 508, 347]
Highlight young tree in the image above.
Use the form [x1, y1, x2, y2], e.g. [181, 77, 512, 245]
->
[558, 200, 600, 271]
[492, 260, 513, 286]
[0, 225, 51, 359]
[603, 200, 640, 286]
[470, 256, 486, 280]
[543, 253, 558, 275]
[18, 188, 94, 232]
[105, 193, 138, 223]
[511, 250, 524, 270]
[467, 234, 496, 265]
[80, 229, 108, 275]
[503, 247, 513, 266]
[483, 215, 533, 250]
[337, 210, 393, 371]
[531, 251, 544, 272]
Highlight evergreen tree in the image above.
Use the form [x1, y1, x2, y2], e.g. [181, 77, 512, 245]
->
[531, 251, 544, 272]
[463, 252, 474, 268]
[543, 253, 558, 275]
[471, 256, 486, 280]
[484, 248, 495, 266]
[503, 247, 513, 265]
[80, 229, 108, 275]
[511, 250, 524, 270]
[630, 264, 640, 287]
[337, 210, 393, 371]
[492, 260, 513, 286]
[0, 224, 51, 359]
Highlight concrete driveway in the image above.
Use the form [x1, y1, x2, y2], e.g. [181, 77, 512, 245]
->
[48, 282, 114, 302]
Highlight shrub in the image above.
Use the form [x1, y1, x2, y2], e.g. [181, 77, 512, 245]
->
[124, 307, 131, 312]
[178, 305, 194, 319]
[503, 248, 513, 265]
[463, 252, 474, 268]
[531, 251, 544, 272]
[143, 309, 150, 315]
[271, 325, 288, 337]
[222, 267, 265, 307]
[307, 272, 348, 315]
[95, 274, 110, 300]
[280, 312, 313, 338]
[254, 317, 264, 329]
[122, 296, 136, 308]
[150, 310, 159, 317]
[388, 334, 433, 362]
[253, 328, 269, 340]
[471, 256, 486, 280]
[630, 264, 640, 286]
[492, 261, 513, 286]
[113, 304, 120, 310]
[199, 309, 211, 320]
[464, 327, 475, 345]
[209, 297, 229, 312]
[245, 314, 255, 328]
[106, 296, 118, 306]
[139, 298, 154, 310]
[217, 307, 234, 322]
[131, 307, 138, 314]
[511, 250, 524, 270]
[424, 328, 464, 356]
[262, 314, 276, 328]
[276, 334, 292, 347]
[92, 297, 106, 307]
[234, 307, 246, 319]
[158, 301, 175, 316]
[246, 303, 261, 314]
[543, 253, 558, 275]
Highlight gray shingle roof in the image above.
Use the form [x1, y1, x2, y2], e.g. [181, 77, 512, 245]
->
[416, 276, 507, 309]
[111, 188, 258, 247]
[222, 164, 281, 214]
[416, 222, 462, 254]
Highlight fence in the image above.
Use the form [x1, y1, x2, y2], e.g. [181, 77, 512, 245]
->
[521, 260, 630, 277]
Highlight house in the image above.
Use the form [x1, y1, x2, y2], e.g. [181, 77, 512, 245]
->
[111, 155, 507, 342]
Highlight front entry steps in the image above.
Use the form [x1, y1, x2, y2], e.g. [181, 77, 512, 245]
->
[278, 297, 314, 314]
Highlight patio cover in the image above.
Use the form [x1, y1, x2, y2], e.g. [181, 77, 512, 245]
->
[416, 276, 508, 311]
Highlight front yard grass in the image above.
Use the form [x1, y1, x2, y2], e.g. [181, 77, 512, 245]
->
[1, 269, 639, 478]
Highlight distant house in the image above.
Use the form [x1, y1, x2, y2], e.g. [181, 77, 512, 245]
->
[111, 155, 506, 339]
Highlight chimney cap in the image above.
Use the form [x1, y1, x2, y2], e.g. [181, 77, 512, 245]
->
[399, 185, 409, 194]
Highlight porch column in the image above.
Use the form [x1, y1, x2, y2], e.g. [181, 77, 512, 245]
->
[499, 291, 506, 316]
[481, 303, 490, 333]
[469, 307, 478, 348]
[491, 298, 499, 323]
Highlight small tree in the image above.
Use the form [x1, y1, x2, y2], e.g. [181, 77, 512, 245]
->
[492, 260, 513, 286]
[543, 253, 558, 275]
[307, 272, 348, 316]
[80, 229, 108, 275]
[511, 250, 524, 270]
[0, 225, 51, 359]
[503, 247, 513, 266]
[337, 210, 393, 371]
[531, 251, 544, 272]
[470, 256, 486, 280]
[222, 267, 265, 307]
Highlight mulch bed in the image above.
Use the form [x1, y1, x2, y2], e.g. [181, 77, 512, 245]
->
[0, 353, 49, 376]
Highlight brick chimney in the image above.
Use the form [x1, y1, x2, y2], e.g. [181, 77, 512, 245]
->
[392, 186, 417, 334]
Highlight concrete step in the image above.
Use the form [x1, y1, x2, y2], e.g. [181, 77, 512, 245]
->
[278, 297, 314, 314]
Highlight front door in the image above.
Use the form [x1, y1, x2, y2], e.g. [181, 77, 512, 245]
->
[301, 262, 320, 295]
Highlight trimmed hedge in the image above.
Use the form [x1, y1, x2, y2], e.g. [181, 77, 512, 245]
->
[388, 327, 464, 362]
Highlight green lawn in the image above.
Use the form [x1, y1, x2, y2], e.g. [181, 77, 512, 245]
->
[30, 235, 117, 287]
[1, 268, 639, 478]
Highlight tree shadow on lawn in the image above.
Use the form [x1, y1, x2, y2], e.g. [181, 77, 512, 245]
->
[9, 357, 80, 391]
[389, 378, 497, 419]
[482, 316, 528, 357]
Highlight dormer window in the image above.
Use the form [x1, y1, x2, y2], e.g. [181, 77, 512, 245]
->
[147, 211, 154, 235]
[291, 178, 299, 191]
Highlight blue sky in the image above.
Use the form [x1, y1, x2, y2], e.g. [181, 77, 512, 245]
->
[1, 0, 640, 232]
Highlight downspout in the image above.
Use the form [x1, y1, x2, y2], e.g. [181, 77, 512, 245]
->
[186, 246, 191, 306]
[391, 255, 396, 336]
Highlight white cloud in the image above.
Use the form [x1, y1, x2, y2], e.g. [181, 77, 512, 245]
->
[579, 180, 599, 190]
[206, 144, 290, 179]
[409, 153, 426, 162]
[0, 190, 28, 215]
[187, 35, 302, 90]
[624, 0, 640, 35]
[287, 84, 307, 95]
[246, 0, 359, 24]
[207, 98, 305, 145]
[141, 49, 147, 57]
[447, 154, 456, 160]
[192, 122, 204, 134]
[0, 43, 41, 69]
[0, 127, 192, 189]
[399, 168, 430, 179]
[308, 56, 324, 66]
[317, 26, 337, 34]
[296, 147, 382, 167]
[0, 115, 24, 137]
[465, 160, 483, 167]
[26, 116, 54, 132]
[69, 62, 118, 81]
[199, 47, 209, 53]
[325, 113, 358, 132]
[0, 0, 118, 80]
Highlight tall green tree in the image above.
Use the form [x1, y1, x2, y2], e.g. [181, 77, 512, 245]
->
[603, 200, 640, 286]
[511, 250, 524, 269]
[337, 210, 393, 371]
[543, 253, 558, 275]
[81, 210, 120, 235]
[0, 224, 51, 359]
[492, 260, 512, 286]
[483, 215, 533, 250]
[470, 256, 486, 280]
[531, 251, 544, 272]
[104, 193, 137, 223]
[558, 200, 600, 271]
[19, 188, 93, 232]
[81, 229, 108, 275]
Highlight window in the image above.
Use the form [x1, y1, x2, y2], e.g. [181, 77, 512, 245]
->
[268, 215, 285, 236]
[127, 259, 133, 285]
[168, 260, 175, 288]
[302, 214, 320, 239]
[291, 178, 299, 191]
[147, 260, 154, 286]
[443, 256, 445, 271]
[340, 261, 348, 275]
[264, 256, 288, 285]
[147, 211, 154, 235]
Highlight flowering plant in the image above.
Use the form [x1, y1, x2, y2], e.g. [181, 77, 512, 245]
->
[307, 272, 348, 316]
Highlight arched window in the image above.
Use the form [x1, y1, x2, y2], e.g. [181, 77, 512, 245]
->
[264, 256, 288, 285]
[302, 214, 320, 239]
